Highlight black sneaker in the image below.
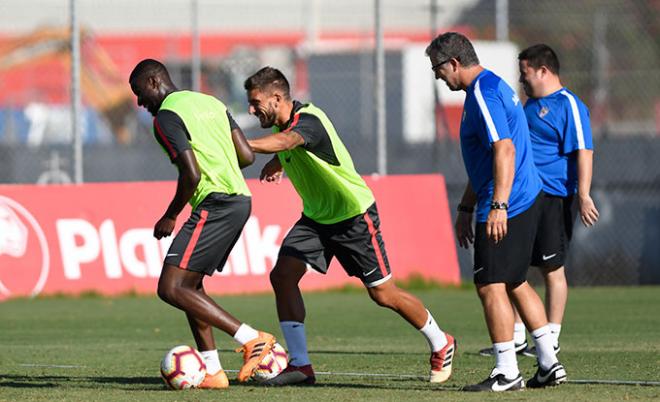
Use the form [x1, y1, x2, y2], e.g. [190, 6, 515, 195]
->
[478, 341, 528, 357]
[527, 362, 567, 388]
[463, 369, 525, 392]
[522, 343, 561, 358]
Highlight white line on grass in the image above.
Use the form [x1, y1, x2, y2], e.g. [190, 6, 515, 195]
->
[316, 371, 424, 379]
[19, 363, 86, 369]
[568, 379, 660, 386]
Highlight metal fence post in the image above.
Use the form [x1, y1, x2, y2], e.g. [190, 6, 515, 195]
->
[375, 0, 386, 175]
[70, 0, 83, 183]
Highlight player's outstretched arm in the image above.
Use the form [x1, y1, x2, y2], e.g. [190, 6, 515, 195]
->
[248, 131, 305, 154]
[576, 149, 599, 227]
[154, 150, 201, 239]
[231, 127, 255, 168]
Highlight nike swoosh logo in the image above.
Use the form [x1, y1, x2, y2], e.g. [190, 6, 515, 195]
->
[536, 365, 564, 383]
[497, 348, 512, 354]
[474, 267, 485, 274]
[542, 253, 557, 261]
[364, 267, 379, 277]
[533, 333, 547, 340]
[166, 253, 179, 257]
[491, 377, 520, 392]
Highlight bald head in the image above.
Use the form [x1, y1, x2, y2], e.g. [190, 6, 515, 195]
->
[129, 59, 177, 116]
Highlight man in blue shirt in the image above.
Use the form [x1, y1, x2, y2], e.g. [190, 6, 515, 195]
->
[426, 32, 566, 391]
[518, 43, 599, 351]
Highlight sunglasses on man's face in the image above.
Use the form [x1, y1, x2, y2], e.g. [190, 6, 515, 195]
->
[431, 57, 452, 71]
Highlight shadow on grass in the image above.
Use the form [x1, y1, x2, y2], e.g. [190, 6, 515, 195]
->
[0, 375, 164, 391]
[0, 374, 461, 392]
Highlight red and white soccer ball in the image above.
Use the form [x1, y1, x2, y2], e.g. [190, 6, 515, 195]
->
[252, 342, 289, 382]
[160, 345, 207, 390]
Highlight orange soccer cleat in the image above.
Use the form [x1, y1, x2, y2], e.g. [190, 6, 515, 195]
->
[198, 369, 229, 389]
[235, 331, 276, 382]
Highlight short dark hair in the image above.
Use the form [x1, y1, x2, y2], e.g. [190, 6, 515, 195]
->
[243, 66, 291, 99]
[129, 58, 169, 83]
[518, 44, 560, 75]
[425, 32, 479, 67]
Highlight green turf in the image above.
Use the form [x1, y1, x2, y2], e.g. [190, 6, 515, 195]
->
[1, 287, 659, 401]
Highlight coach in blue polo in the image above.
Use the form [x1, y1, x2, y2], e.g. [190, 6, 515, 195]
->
[426, 32, 566, 392]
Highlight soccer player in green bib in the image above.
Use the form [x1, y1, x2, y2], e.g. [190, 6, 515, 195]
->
[128, 59, 277, 389]
[244, 67, 456, 385]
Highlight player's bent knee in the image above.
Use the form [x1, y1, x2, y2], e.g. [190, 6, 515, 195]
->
[269, 267, 287, 287]
[368, 288, 396, 309]
[370, 293, 392, 308]
[270, 258, 307, 288]
[157, 282, 176, 304]
[269, 266, 299, 289]
[157, 265, 186, 304]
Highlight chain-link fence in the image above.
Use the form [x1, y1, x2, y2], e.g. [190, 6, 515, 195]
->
[0, 0, 658, 284]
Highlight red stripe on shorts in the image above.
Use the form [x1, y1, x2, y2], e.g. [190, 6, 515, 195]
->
[180, 209, 209, 269]
[363, 211, 387, 277]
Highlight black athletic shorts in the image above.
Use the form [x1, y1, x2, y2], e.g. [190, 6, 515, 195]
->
[164, 193, 251, 275]
[279, 203, 392, 288]
[530, 193, 579, 269]
[473, 192, 542, 284]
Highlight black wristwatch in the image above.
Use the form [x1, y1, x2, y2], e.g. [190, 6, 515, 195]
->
[457, 204, 474, 213]
[490, 201, 509, 210]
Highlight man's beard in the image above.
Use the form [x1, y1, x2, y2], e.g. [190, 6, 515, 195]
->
[258, 106, 277, 128]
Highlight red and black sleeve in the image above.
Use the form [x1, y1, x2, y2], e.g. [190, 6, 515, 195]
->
[287, 112, 339, 166]
[153, 110, 192, 163]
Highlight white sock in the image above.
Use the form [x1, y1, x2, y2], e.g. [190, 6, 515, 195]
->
[493, 340, 519, 380]
[233, 323, 259, 345]
[548, 322, 561, 347]
[513, 322, 526, 345]
[200, 349, 222, 375]
[531, 325, 559, 370]
[280, 321, 311, 366]
[419, 310, 448, 352]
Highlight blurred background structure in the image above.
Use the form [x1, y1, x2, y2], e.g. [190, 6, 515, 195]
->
[0, 0, 658, 284]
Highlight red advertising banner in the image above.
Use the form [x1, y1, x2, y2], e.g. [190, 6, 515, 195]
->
[0, 175, 459, 301]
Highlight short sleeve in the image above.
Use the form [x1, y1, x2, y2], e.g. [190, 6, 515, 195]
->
[560, 91, 593, 154]
[284, 112, 327, 149]
[153, 110, 192, 162]
[284, 112, 339, 165]
[474, 79, 511, 146]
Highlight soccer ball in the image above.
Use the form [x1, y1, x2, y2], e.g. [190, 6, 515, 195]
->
[252, 342, 289, 382]
[160, 345, 207, 390]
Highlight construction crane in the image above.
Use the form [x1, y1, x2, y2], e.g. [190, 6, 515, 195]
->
[0, 27, 134, 144]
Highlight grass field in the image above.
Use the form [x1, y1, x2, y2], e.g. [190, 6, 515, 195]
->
[1, 286, 659, 401]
